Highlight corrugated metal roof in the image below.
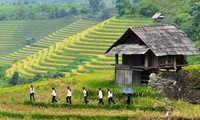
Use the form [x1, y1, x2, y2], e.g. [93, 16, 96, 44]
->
[152, 13, 164, 19]
[108, 44, 149, 55]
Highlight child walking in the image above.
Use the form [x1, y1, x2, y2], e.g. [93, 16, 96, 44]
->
[52, 87, 57, 103]
[66, 86, 72, 104]
[108, 88, 115, 104]
[98, 88, 104, 105]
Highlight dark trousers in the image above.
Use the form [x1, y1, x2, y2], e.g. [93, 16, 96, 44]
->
[109, 97, 115, 104]
[126, 96, 131, 105]
[98, 98, 104, 105]
[84, 96, 89, 104]
[30, 93, 35, 101]
[66, 96, 71, 104]
[52, 96, 57, 103]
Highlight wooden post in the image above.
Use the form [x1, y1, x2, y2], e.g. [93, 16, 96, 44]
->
[115, 54, 118, 65]
[144, 53, 148, 67]
[165, 56, 169, 66]
[115, 54, 118, 84]
[174, 57, 177, 69]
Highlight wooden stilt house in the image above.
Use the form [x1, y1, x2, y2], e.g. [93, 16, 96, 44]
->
[105, 25, 198, 85]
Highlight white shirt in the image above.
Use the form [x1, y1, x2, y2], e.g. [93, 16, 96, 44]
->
[67, 89, 72, 96]
[52, 90, 56, 96]
[83, 89, 87, 96]
[30, 88, 34, 93]
[108, 91, 113, 98]
[98, 90, 103, 99]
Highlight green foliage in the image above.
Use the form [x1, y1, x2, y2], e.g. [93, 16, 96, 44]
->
[44, 71, 65, 79]
[115, 0, 200, 42]
[178, 70, 200, 89]
[89, 0, 106, 13]
[69, 7, 78, 15]
[0, 14, 5, 20]
[33, 73, 43, 81]
[10, 71, 19, 85]
[116, 0, 131, 16]
[139, 4, 158, 17]
[0, 66, 10, 88]
[0, 2, 116, 21]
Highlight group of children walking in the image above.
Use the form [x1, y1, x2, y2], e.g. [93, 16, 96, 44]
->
[30, 85, 115, 105]
[97, 88, 115, 105]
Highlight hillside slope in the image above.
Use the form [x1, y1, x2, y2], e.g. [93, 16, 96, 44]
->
[0, 18, 76, 62]
[0, 19, 98, 66]
[7, 17, 153, 77]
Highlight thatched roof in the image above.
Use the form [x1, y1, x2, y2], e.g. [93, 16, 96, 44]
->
[108, 44, 149, 54]
[106, 25, 198, 56]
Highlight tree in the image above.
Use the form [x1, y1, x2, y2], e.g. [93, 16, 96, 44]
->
[116, 0, 131, 16]
[0, 14, 6, 21]
[69, 7, 78, 15]
[27, 12, 35, 20]
[15, 9, 25, 20]
[101, 8, 111, 20]
[89, 0, 105, 13]
[34, 73, 42, 81]
[10, 71, 19, 85]
[0, 66, 6, 78]
[139, 4, 158, 17]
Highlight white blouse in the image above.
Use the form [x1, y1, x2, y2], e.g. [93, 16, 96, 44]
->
[108, 91, 113, 98]
[67, 89, 72, 96]
[52, 90, 56, 96]
[30, 88, 34, 93]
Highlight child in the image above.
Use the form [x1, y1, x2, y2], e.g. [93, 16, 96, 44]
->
[66, 86, 72, 104]
[52, 87, 57, 103]
[82, 86, 89, 104]
[30, 85, 35, 101]
[98, 88, 104, 105]
[108, 88, 115, 104]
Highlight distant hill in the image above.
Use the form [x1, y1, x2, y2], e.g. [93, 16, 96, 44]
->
[0, 0, 84, 5]
[0, 0, 116, 6]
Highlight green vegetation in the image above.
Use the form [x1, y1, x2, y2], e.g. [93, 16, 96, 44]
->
[6, 17, 153, 82]
[116, 0, 200, 41]
[0, 1, 199, 119]
[0, 1, 116, 21]
[0, 19, 98, 66]
[0, 72, 199, 119]
[0, 18, 76, 58]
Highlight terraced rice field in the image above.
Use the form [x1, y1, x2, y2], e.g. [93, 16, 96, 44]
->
[7, 17, 153, 77]
[0, 72, 199, 119]
[0, 18, 76, 57]
[0, 19, 98, 65]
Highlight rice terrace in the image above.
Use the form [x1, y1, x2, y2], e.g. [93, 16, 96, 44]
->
[0, 0, 200, 120]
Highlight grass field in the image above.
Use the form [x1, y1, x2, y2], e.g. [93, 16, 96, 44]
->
[0, 71, 199, 119]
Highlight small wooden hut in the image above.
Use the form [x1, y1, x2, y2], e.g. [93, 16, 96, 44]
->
[152, 13, 165, 21]
[26, 37, 36, 45]
[105, 25, 198, 85]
